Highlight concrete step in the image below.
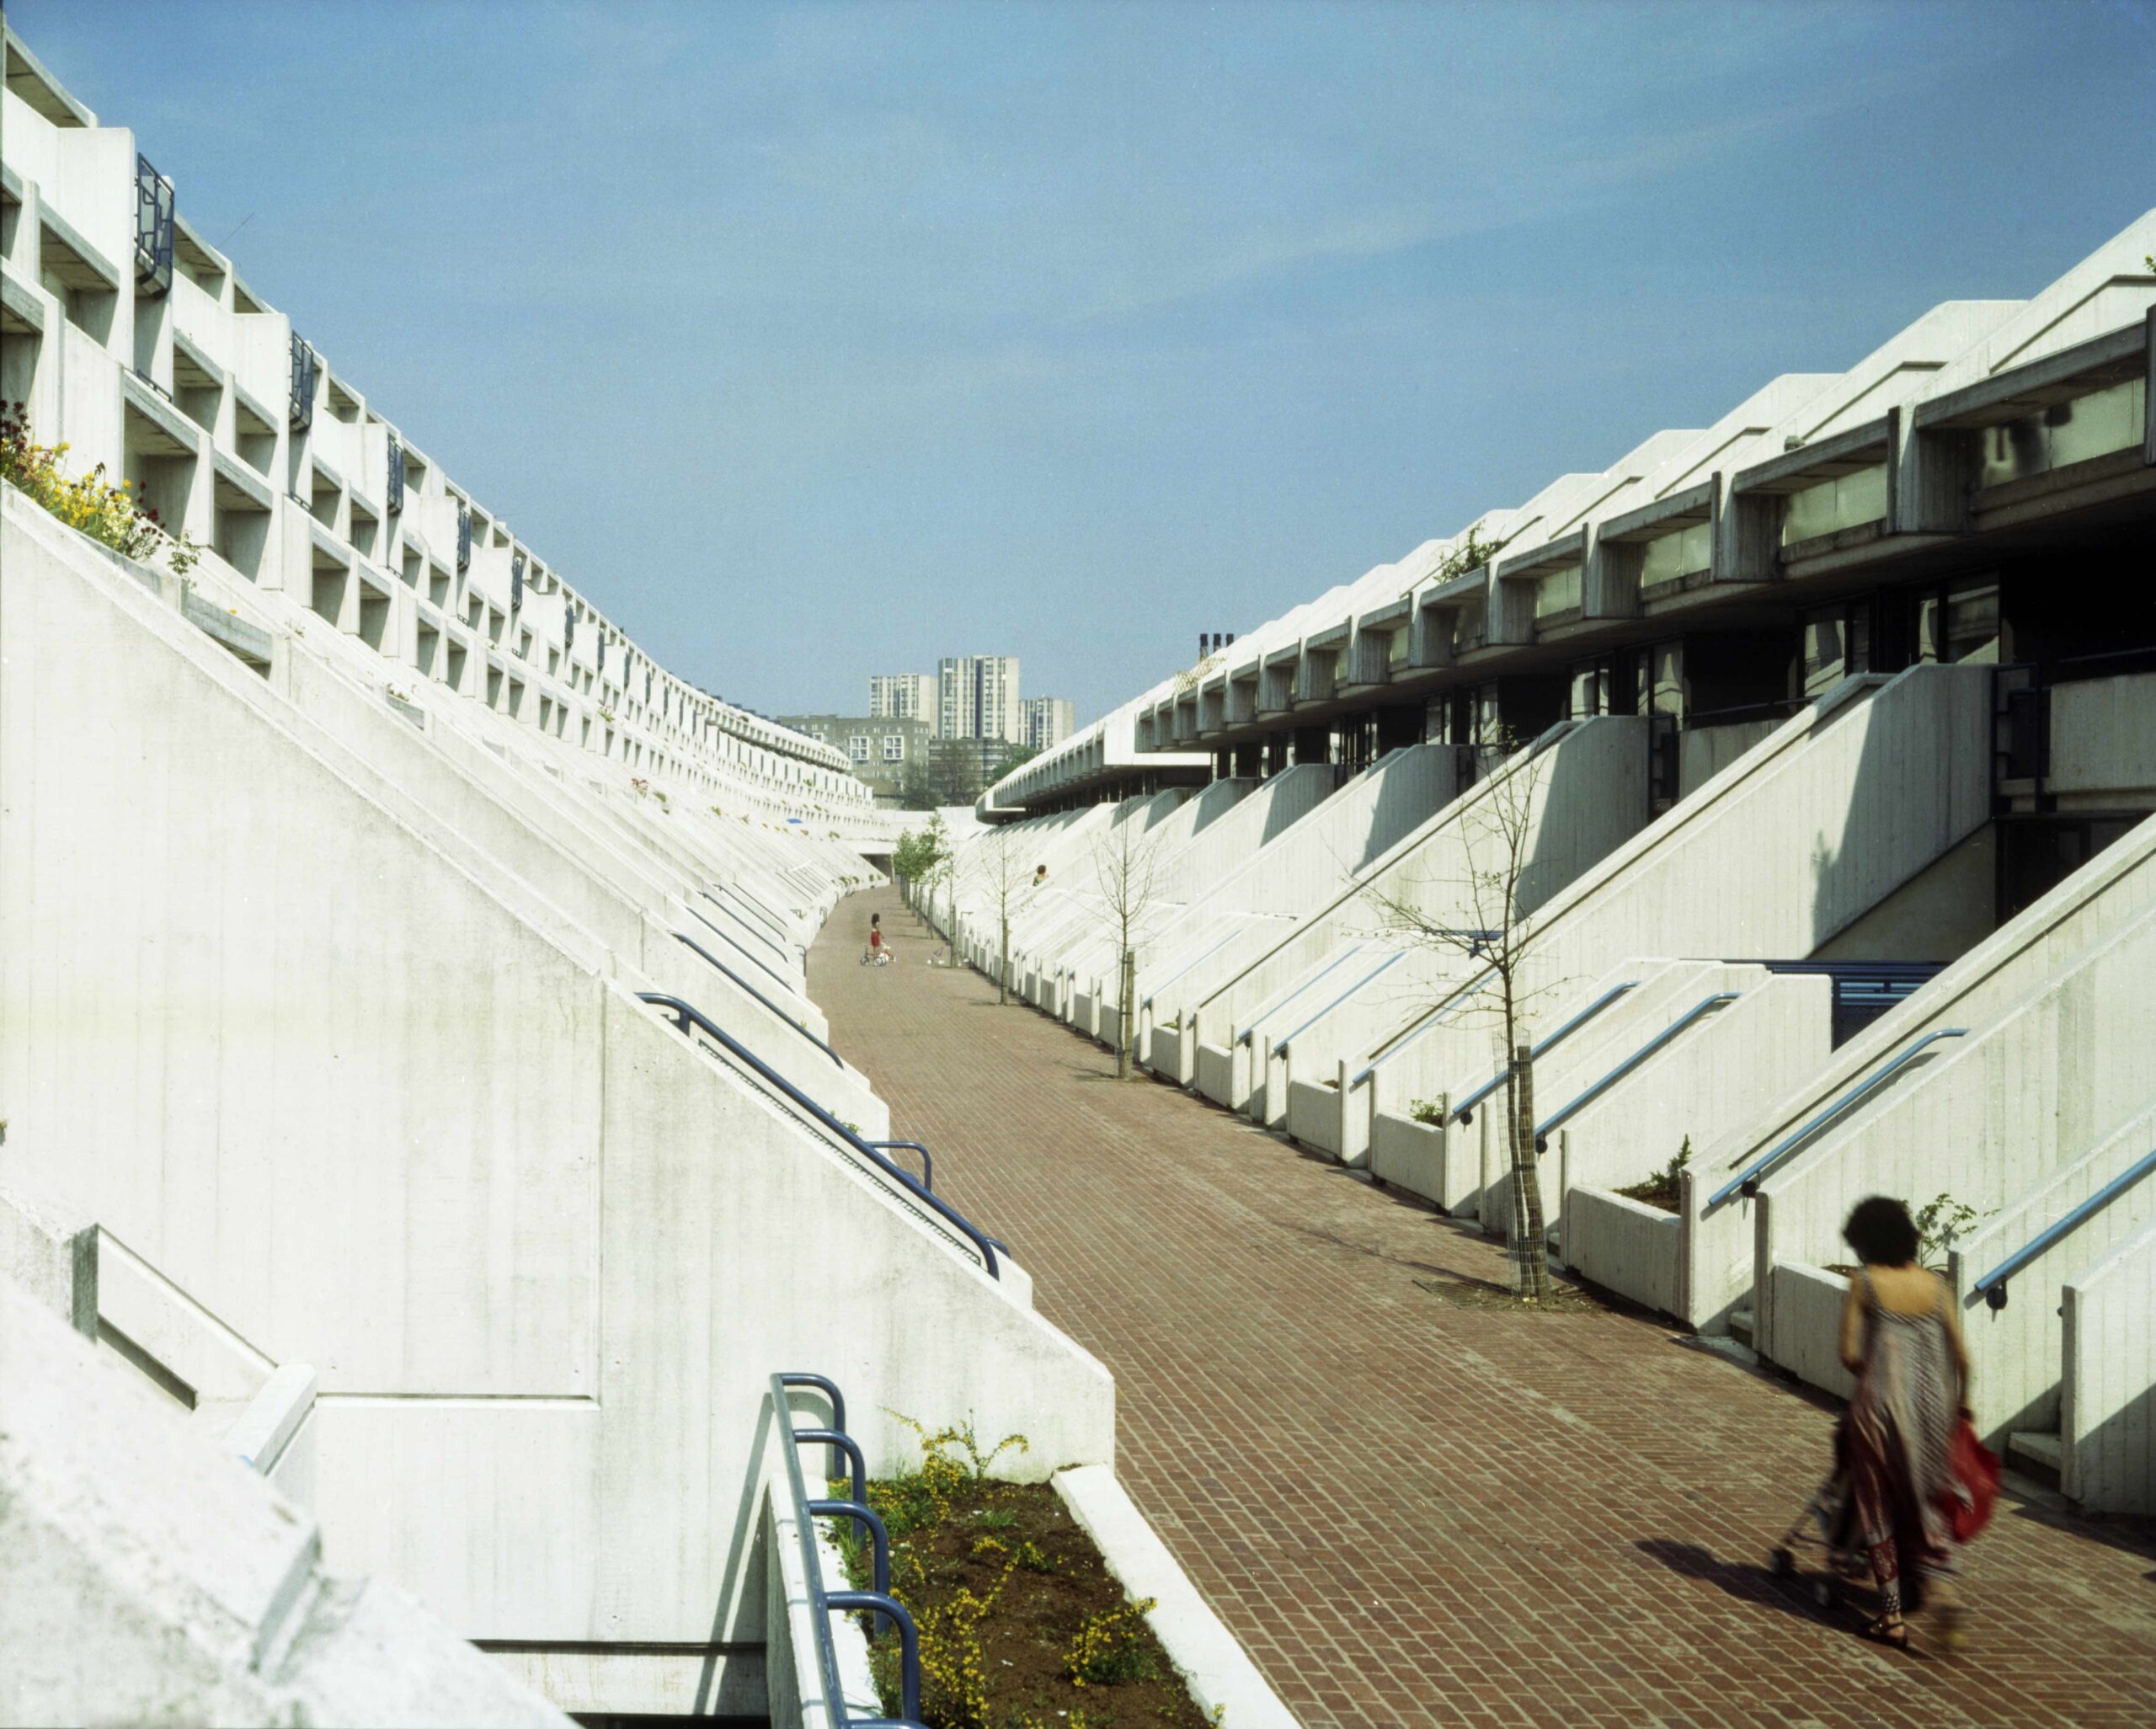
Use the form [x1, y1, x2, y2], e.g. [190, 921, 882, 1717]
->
[1730, 1307, 1756, 1348]
[2009, 1429, 2063, 1486]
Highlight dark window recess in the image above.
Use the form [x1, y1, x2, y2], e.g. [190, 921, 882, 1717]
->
[510, 551, 526, 612]
[134, 155, 174, 298]
[597, 637, 607, 679]
[2000, 685, 2049, 782]
[1755, 961, 1945, 1047]
[289, 335, 318, 430]
[455, 504, 472, 571]
[385, 435, 404, 515]
[1998, 816, 2139, 924]
[563, 604, 576, 654]
[1647, 712, 1680, 815]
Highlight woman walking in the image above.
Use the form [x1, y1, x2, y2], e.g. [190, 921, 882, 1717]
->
[1836, 1195, 1975, 1651]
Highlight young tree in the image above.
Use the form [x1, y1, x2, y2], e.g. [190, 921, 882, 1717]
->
[919, 812, 956, 938]
[1091, 812, 1164, 1079]
[1366, 728, 1558, 1300]
[979, 822, 1031, 1005]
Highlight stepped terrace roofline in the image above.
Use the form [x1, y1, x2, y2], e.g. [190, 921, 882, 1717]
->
[0, 23, 858, 817]
[985, 214, 2156, 814]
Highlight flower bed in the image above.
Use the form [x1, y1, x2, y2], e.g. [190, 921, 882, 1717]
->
[836, 1422, 1212, 1729]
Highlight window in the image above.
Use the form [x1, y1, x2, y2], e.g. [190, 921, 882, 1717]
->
[848, 734, 872, 762]
[882, 734, 905, 762]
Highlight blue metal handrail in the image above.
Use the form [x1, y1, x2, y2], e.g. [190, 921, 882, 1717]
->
[701, 889, 795, 964]
[642, 994, 999, 1279]
[1442, 981, 1640, 1117]
[1974, 1147, 2156, 1310]
[771, 1374, 925, 1727]
[719, 885, 792, 942]
[1352, 966, 1497, 1085]
[1532, 992, 1737, 1151]
[688, 905, 797, 996]
[1707, 1027, 1970, 1208]
[1271, 949, 1406, 1057]
[1235, 944, 1365, 1047]
[674, 931, 841, 1068]
[869, 1141, 933, 1191]
[1140, 927, 1246, 1009]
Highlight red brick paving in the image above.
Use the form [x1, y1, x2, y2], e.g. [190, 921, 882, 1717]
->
[811, 889, 2156, 1729]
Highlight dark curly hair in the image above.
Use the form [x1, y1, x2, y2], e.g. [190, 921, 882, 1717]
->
[1843, 1195, 1919, 1267]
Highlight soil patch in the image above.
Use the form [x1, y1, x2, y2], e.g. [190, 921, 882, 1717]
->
[838, 1472, 1209, 1729]
[1613, 1172, 1682, 1212]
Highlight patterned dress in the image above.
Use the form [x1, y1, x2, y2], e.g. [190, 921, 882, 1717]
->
[1846, 1267, 1964, 1613]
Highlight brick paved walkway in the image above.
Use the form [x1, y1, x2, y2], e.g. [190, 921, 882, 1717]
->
[811, 889, 2156, 1729]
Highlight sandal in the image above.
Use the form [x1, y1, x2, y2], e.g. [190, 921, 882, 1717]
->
[1861, 1614, 1909, 1651]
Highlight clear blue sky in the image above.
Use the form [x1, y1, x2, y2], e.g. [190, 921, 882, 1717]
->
[16, 2, 2155, 723]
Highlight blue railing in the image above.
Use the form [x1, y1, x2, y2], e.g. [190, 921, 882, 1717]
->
[869, 1142, 934, 1191]
[687, 905, 798, 996]
[385, 433, 404, 515]
[640, 993, 1001, 1279]
[1707, 1027, 1970, 1208]
[1973, 1147, 2156, 1310]
[288, 334, 318, 430]
[771, 1373, 924, 1727]
[134, 153, 173, 297]
[1443, 982, 1640, 1119]
[1351, 966, 1498, 1086]
[1235, 944, 1366, 1048]
[672, 931, 841, 1067]
[1531, 992, 1737, 1152]
[702, 889, 796, 966]
[456, 502, 472, 571]
[1140, 927, 1246, 1011]
[719, 885, 793, 942]
[1271, 949, 1406, 1057]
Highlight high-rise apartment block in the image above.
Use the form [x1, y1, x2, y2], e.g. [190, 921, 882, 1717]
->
[1022, 696, 1075, 752]
[868, 672, 937, 724]
[938, 654, 1022, 744]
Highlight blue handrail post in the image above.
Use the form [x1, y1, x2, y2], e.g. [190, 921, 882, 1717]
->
[1531, 992, 1737, 1151]
[639, 993, 999, 1278]
[1973, 1146, 2156, 1310]
[809, 1499, 892, 1597]
[868, 1141, 934, 1191]
[794, 1427, 867, 1508]
[770, 1374, 926, 1727]
[828, 1592, 923, 1724]
[777, 1371, 849, 1478]
[1705, 1027, 1969, 1208]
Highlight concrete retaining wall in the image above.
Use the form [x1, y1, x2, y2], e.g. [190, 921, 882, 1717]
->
[2063, 1219, 2156, 1512]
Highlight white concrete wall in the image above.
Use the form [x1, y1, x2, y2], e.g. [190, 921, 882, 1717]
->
[1686, 804, 2156, 1337]
[0, 1273, 571, 1727]
[2063, 1218, 2156, 1513]
[0, 498, 1113, 1694]
[2048, 673, 2156, 807]
[1561, 1189, 1681, 1317]
[1754, 885, 2156, 1371]
[1943, 1105, 2156, 1445]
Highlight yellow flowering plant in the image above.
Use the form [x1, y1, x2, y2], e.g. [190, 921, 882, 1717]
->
[3, 402, 201, 575]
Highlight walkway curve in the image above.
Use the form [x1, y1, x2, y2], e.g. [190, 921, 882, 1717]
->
[811, 889, 2156, 1729]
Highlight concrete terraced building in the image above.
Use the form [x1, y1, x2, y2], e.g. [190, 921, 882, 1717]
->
[0, 27, 1298, 1728]
[950, 211, 2156, 1516]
